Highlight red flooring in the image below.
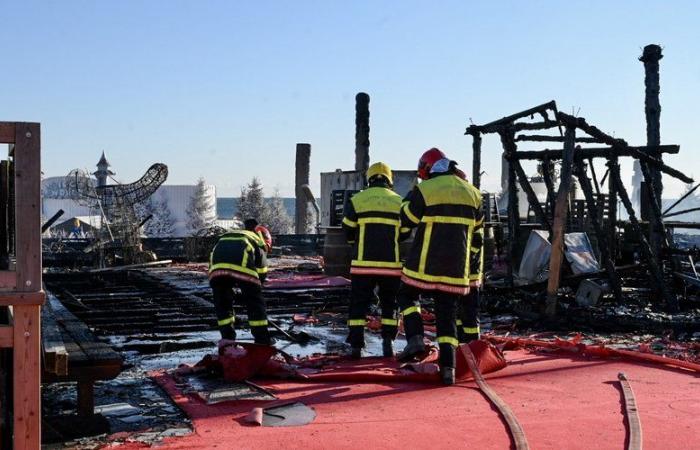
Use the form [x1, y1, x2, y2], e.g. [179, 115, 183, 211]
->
[125, 350, 700, 449]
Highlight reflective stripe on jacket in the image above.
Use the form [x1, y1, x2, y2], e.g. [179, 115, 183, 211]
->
[209, 230, 268, 285]
[469, 224, 484, 287]
[400, 173, 483, 294]
[342, 186, 410, 276]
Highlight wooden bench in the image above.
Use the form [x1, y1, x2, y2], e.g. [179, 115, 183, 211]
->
[41, 293, 122, 415]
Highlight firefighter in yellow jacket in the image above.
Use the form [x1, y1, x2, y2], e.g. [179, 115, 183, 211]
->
[397, 148, 484, 385]
[458, 223, 483, 343]
[208, 220, 273, 344]
[342, 162, 411, 358]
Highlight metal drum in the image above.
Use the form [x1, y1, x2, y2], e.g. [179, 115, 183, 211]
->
[322, 227, 351, 277]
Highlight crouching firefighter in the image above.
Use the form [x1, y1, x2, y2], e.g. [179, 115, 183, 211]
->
[342, 162, 411, 358]
[208, 222, 273, 344]
[397, 148, 484, 385]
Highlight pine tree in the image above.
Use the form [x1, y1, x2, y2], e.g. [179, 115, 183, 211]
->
[135, 197, 157, 236]
[153, 194, 175, 236]
[238, 177, 267, 223]
[262, 189, 293, 234]
[186, 177, 216, 234]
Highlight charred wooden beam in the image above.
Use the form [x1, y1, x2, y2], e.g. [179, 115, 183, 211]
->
[499, 130, 520, 286]
[663, 182, 700, 216]
[469, 130, 483, 188]
[607, 157, 618, 260]
[641, 44, 665, 272]
[508, 156, 551, 232]
[355, 92, 370, 185]
[514, 135, 602, 143]
[588, 158, 601, 197]
[662, 206, 700, 219]
[513, 145, 680, 161]
[610, 160, 678, 312]
[295, 143, 311, 234]
[545, 125, 576, 317]
[474, 100, 557, 130]
[541, 158, 556, 215]
[574, 160, 622, 301]
[556, 113, 692, 183]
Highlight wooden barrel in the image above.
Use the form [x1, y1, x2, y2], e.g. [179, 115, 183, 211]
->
[322, 227, 352, 277]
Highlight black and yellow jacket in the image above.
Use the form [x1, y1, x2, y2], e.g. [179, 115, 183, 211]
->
[342, 185, 411, 276]
[400, 172, 484, 294]
[469, 223, 484, 287]
[208, 230, 269, 285]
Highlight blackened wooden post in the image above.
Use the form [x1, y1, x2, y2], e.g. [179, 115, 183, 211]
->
[512, 159, 551, 232]
[607, 156, 618, 262]
[354, 92, 370, 186]
[575, 160, 622, 301]
[611, 162, 678, 312]
[0, 161, 8, 269]
[541, 157, 556, 216]
[499, 130, 519, 286]
[640, 44, 664, 264]
[545, 125, 576, 317]
[295, 143, 311, 234]
[470, 130, 482, 188]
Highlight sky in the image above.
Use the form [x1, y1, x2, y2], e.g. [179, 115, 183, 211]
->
[2, 1, 699, 198]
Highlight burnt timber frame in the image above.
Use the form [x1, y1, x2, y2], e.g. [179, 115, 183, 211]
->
[466, 102, 691, 314]
[0, 122, 44, 450]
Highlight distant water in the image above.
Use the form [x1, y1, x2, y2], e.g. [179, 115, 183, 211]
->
[216, 197, 296, 219]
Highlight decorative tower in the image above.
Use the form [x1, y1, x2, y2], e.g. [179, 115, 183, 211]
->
[93, 151, 114, 187]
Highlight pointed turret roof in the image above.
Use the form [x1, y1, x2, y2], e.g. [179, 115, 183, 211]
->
[97, 151, 111, 168]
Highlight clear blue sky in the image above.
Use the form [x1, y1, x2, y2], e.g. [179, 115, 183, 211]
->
[2, 1, 699, 197]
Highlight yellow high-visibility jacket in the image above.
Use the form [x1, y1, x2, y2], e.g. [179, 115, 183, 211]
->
[469, 224, 484, 287]
[342, 185, 411, 277]
[400, 173, 484, 294]
[208, 230, 268, 285]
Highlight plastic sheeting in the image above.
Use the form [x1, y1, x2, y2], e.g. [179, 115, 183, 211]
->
[518, 230, 599, 282]
[563, 233, 600, 274]
[518, 230, 551, 282]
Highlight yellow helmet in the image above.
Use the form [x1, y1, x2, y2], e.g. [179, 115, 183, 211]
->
[367, 162, 393, 186]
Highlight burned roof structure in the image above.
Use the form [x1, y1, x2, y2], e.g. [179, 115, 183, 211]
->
[465, 46, 698, 316]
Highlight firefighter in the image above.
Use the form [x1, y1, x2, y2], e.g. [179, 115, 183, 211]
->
[458, 223, 483, 343]
[397, 148, 484, 385]
[208, 222, 273, 344]
[342, 162, 411, 358]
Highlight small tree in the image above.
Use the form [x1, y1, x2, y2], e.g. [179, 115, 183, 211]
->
[186, 177, 216, 234]
[262, 189, 293, 234]
[153, 194, 175, 236]
[238, 177, 267, 223]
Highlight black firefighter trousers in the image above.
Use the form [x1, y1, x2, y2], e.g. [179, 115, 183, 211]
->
[346, 275, 400, 348]
[398, 283, 480, 369]
[210, 276, 271, 344]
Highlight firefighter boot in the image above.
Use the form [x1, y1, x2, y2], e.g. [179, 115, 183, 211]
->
[382, 338, 394, 357]
[398, 335, 427, 362]
[441, 366, 456, 386]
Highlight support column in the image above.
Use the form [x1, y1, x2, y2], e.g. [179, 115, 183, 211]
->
[499, 130, 519, 286]
[575, 160, 622, 301]
[545, 125, 576, 317]
[294, 143, 311, 234]
[354, 92, 370, 186]
[470, 130, 482, 188]
[640, 44, 664, 266]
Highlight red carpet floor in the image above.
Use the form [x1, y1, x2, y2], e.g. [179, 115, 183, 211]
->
[123, 350, 699, 449]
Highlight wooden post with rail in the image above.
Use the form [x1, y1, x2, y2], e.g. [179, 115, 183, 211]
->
[545, 124, 575, 317]
[0, 121, 44, 450]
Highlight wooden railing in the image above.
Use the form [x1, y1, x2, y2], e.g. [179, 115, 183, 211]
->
[0, 122, 44, 450]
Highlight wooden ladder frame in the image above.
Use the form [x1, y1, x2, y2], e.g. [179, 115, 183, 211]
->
[0, 122, 45, 450]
